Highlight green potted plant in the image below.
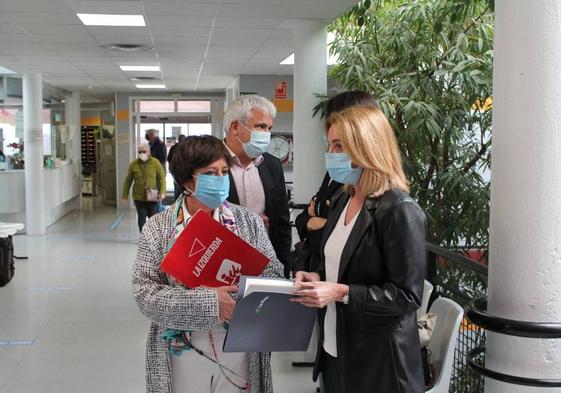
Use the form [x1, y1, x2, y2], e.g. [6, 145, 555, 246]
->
[7, 142, 24, 169]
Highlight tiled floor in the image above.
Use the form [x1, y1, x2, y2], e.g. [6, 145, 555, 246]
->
[0, 205, 318, 393]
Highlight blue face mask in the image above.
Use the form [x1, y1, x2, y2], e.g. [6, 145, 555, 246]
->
[192, 174, 230, 209]
[238, 124, 271, 158]
[325, 152, 363, 185]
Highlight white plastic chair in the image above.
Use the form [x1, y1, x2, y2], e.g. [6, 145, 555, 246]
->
[418, 279, 434, 318]
[425, 297, 464, 393]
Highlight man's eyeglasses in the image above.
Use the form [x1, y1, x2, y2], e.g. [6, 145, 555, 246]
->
[138, 151, 147, 154]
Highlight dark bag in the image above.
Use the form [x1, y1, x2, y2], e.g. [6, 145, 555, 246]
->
[288, 240, 313, 273]
[0, 235, 15, 287]
[418, 313, 437, 389]
[421, 346, 436, 388]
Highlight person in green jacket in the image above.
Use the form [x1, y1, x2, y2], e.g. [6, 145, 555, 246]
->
[122, 143, 166, 232]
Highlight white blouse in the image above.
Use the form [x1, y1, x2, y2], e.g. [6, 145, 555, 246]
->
[322, 199, 359, 357]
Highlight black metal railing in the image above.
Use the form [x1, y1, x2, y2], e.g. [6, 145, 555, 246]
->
[426, 243, 488, 393]
[465, 298, 561, 388]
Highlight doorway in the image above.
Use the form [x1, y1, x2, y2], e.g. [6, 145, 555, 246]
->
[131, 99, 213, 198]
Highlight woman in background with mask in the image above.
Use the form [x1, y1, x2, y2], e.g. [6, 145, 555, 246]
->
[132, 135, 284, 393]
[293, 106, 427, 393]
[122, 143, 166, 232]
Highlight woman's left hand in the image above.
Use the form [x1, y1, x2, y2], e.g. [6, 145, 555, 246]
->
[291, 281, 349, 308]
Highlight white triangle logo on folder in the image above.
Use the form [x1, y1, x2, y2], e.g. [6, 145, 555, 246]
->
[189, 239, 206, 258]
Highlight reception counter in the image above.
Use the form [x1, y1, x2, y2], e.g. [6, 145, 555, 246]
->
[0, 165, 81, 229]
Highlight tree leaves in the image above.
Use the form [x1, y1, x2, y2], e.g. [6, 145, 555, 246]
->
[328, 0, 494, 250]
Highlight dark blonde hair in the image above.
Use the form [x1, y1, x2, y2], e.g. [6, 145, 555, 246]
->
[326, 106, 409, 196]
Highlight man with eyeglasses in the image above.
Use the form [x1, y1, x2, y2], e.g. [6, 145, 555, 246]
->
[223, 95, 291, 277]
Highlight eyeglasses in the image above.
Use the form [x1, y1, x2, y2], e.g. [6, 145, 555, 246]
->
[138, 151, 147, 154]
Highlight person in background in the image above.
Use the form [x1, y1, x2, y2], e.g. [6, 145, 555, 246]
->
[146, 129, 167, 212]
[145, 129, 167, 168]
[293, 91, 379, 274]
[223, 95, 292, 277]
[293, 106, 426, 393]
[0, 149, 4, 162]
[167, 134, 186, 200]
[122, 143, 166, 232]
[133, 135, 284, 393]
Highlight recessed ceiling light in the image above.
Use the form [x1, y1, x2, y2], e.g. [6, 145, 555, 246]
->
[135, 84, 166, 89]
[77, 13, 146, 27]
[280, 54, 294, 65]
[0, 66, 17, 74]
[280, 32, 339, 65]
[121, 65, 160, 72]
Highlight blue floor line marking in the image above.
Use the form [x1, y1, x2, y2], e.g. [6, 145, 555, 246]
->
[28, 287, 73, 292]
[108, 212, 127, 230]
[0, 340, 34, 347]
[60, 255, 96, 261]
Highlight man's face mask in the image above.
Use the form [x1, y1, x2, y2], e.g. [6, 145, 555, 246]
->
[237, 123, 271, 158]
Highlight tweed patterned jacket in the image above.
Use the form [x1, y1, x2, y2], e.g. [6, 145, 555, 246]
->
[132, 202, 284, 393]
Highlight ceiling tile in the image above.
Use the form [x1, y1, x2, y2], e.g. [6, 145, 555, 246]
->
[212, 27, 273, 38]
[5, 12, 81, 25]
[86, 26, 149, 37]
[151, 25, 210, 37]
[17, 24, 88, 36]
[214, 17, 281, 29]
[143, 2, 218, 17]
[0, 0, 72, 13]
[147, 15, 213, 28]
[70, 0, 144, 15]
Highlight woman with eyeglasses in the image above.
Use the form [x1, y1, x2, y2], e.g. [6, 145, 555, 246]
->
[293, 106, 426, 393]
[132, 135, 284, 393]
[122, 143, 166, 232]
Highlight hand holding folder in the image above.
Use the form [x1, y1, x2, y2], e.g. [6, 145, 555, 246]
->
[160, 211, 270, 288]
[223, 276, 317, 353]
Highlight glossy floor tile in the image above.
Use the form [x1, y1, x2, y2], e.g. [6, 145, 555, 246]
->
[0, 206, 318, 393]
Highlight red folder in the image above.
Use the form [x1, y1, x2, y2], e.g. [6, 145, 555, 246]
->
[160, 210, 270, 288]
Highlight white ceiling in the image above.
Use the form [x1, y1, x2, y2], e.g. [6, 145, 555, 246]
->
[0, 0, 357, 97]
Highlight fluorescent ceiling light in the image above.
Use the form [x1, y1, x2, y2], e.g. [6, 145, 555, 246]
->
[280, 54, 294, 65]
[121, 65, 160, 72]
[77, 13, 146, 27]
[0, 66, 16, 74]
[135, 84, 166, 89]
[280, 32, 339, 66]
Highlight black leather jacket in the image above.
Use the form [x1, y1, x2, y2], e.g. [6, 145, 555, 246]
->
[313, 188, 426, 393]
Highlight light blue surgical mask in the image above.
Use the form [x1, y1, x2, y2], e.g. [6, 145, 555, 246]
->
[238, 123, 271, 158]
[325, 152, 363, 185]
[191, 174, 230, 209]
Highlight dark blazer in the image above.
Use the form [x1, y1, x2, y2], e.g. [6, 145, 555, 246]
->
[313, 188, 426, 393]
[149, 138, 167, 170]
[294, 172, 343, 272]
[227, 152, 291, 270]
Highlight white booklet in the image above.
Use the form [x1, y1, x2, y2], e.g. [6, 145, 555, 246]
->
[243, 277, 298, 297]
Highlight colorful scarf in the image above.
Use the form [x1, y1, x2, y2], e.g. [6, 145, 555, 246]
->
[163, 193, 237, 355]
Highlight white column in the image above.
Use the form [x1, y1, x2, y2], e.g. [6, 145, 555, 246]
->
[65, 92, 82, 209]
[65, 92, 81, 171]
[292, 20, 327, 204]
[486, 2, 561, 393]
[23, 74, 45, 235]
[211, 98, 224, 139]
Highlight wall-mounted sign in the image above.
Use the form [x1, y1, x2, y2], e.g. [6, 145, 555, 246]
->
[274, 81, 287, 99]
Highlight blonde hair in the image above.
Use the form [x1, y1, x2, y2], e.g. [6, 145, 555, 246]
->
[326, 106, 409, 197]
